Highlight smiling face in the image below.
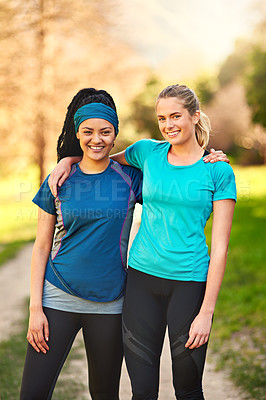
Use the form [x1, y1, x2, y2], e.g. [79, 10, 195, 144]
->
[156, 97, 200, 148]
[77, 118, 116, 163]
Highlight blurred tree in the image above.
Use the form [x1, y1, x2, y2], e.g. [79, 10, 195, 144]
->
[128, 76, 162, 140]
[245, 47, 266, 127]
[218, 40, 250, 87]
[244, 46, 266, 162]
[211, 8, 266, 164]
[193, 74, 218, 106]
[205, 83, 251, 153]
[0, 0, 149, 182]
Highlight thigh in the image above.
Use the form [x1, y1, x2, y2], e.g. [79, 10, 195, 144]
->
[123, 268, 167, 400]
[167, 281, 207, 400]
[20, 307, 80, 400]
[82, 313, 123, 400]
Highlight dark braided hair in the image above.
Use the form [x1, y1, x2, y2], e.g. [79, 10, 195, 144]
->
[57, 88, 117, 162]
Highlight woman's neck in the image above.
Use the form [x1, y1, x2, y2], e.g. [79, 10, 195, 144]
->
[168, 142, 204, 166]
[79, 156, 110, 174]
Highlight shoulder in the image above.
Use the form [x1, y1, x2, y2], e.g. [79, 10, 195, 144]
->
[205, 160, 235, 178]
[205, 161, 236, 199]
[110, 160, 142, 182]
[128, 138, 168, 153]
[138, 138, 168, 150]
[61, 164, 79, 184]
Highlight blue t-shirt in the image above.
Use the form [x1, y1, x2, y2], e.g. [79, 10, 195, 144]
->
[33, 160, 142, 301]
[125, 139, 237, 282]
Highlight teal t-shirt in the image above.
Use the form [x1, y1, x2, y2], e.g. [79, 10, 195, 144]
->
[125, 139, 237, 282]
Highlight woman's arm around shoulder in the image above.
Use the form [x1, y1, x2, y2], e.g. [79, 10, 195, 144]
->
[112, 139, 157, 170]
[48, 156, 82, 197]
[110, 150, 130, 165]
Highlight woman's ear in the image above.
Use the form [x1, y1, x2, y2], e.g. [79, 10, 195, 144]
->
[193, 110, 200, 124]
[76, 131, 80, 139]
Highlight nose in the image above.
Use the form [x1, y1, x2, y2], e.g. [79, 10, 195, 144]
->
[166, 118, 174, 129]
[91, 132, 102, 143]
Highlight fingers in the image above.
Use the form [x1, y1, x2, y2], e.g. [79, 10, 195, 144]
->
[48, 171, 69, 197]
[203, 155, 230, 163]
[209, 148, 223, 154]
[185, 333, 209, 349]
[27, 327, 50, 354]
[203, 148, 230, 164]
[185, 321, 210, 349]
[27, 331, 40, 353]
[44, 321, 50, 345]
[58, 172, 68, 188]
[48, 175, 58, 198]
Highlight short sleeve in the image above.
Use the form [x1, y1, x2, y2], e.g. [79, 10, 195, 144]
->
[122, 166, 143, 204]
[125, 139, 155, 170]
[212, 162, 237, 202]
[32, 175, 56, 215]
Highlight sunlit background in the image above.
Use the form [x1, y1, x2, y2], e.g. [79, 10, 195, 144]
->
[0, 1, 265, 398]
[1, 0, 266, 180]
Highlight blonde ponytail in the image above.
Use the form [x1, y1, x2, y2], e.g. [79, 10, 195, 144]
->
[195, 111, 211, 149]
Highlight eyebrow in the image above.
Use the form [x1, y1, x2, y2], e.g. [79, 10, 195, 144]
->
[157, 112, 182, 117]
[81, 126, 112, 130]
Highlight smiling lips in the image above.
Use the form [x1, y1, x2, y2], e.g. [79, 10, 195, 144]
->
[88, 145, 105, 150]
[166, 131, 180, 137]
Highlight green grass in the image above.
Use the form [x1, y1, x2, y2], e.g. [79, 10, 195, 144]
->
[0, 301, 88, 399]
[0, 239, 34, 267]
[205, 165, 266, 399]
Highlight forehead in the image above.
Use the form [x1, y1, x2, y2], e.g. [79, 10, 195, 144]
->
[156, 97, 185, 115]
[79, 118, 114, 129]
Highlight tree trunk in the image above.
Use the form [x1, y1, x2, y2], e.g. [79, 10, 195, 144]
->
[34, 0, 55, 185]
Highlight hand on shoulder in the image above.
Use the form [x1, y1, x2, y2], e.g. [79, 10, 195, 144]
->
[203, 148, 230, 164]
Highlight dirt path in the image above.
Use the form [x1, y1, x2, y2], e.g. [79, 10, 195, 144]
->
[0, 243, 250, 399]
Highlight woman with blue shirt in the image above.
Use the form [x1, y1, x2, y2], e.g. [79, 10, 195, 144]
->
[48, 84, 235, 400]
[20, 88, 142, 400]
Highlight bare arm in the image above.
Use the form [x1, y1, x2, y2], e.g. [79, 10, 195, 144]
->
[48, 156, 82, 197]
[48, 148, 228, 197]
[27, 208, 56, 353]
[185, 199, 235, 349]
[111, 148, 229, 165]
[110, 150, 130, 165]
[48, 151, 131, 197]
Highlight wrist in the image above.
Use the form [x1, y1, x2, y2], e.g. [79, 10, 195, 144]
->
[60, 157, 73, 166]
[64, 156, 82, 165]
[199, 306, 215, 316]
[29, 304, 43, 312]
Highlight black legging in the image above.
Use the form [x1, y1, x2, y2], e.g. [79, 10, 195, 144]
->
[122, 267, 208, 400]
[20, 307, 123, 400]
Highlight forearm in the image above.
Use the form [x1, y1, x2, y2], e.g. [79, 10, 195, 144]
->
[60, 156, 82, 165]
[199, 250, 228, 316]
[200, 199, 235, 315]
[110, 150, 130, 165]
[29, 242, 51, 311]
